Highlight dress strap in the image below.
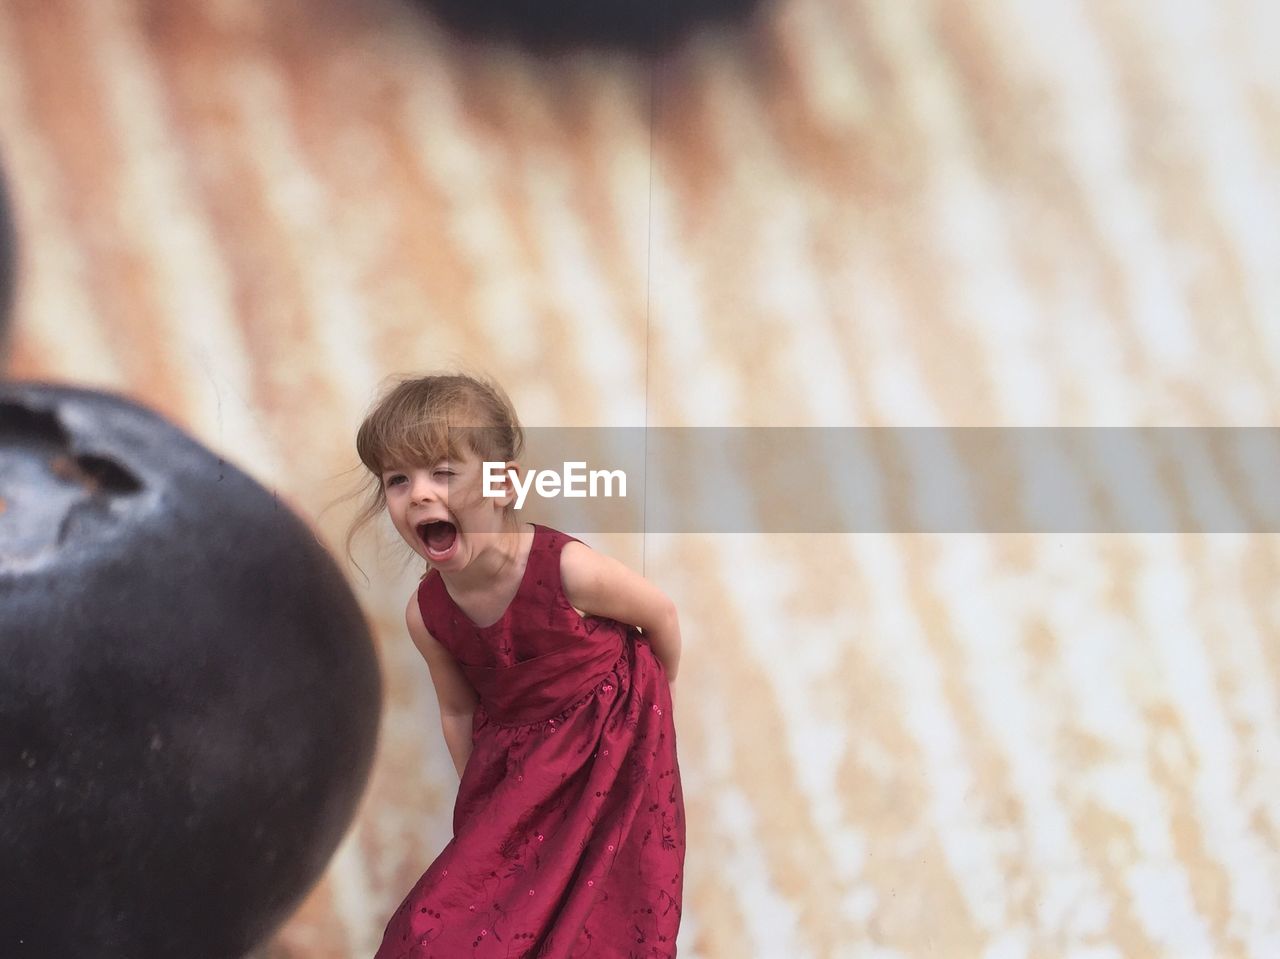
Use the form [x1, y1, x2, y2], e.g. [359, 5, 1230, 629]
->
[415, 569, 451, 644]
[524, 524, 582, 596]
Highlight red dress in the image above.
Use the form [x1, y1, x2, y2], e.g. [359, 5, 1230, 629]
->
[374, 524, 685, 959]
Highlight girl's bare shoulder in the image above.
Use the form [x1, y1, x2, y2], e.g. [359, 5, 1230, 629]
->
[559, 540, 674, 629]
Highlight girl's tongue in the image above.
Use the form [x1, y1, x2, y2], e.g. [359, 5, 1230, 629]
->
[423, 520, 458, 560]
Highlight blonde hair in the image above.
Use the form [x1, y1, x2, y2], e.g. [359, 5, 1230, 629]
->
[339, 370, 524, 581]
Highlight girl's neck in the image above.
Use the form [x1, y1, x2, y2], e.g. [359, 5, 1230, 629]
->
[439, 520, 533, 597]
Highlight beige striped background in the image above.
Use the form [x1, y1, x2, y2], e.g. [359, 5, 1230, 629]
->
[4, 0, 1280, 955]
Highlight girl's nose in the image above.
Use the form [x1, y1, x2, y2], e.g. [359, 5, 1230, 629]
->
[410, 472, 437, 503]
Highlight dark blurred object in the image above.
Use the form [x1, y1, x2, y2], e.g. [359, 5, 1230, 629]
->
[414, 0, 767, 51]
[0, 383, 382, 959]
[0, 164, 15, 364]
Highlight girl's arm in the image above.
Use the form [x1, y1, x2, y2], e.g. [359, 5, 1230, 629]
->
[405, 593, 480, 778]
[560, 541, 682, 683]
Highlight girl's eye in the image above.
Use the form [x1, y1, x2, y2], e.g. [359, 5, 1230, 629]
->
[385, 475, 405, 487]
[434, 470, 454, 478]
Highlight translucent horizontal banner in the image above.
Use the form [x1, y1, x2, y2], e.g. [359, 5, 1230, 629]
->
[452, 427, 1280, 534]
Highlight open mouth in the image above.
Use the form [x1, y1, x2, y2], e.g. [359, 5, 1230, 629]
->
[416, 520, 459, 561]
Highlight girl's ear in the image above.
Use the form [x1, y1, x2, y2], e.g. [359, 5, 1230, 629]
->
[491, 460, 521, 509]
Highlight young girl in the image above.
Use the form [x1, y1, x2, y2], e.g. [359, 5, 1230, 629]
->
[349, 373, 685, 959]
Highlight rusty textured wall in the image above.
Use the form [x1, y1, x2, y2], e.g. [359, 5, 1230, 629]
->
[3, 0, 1280, 955]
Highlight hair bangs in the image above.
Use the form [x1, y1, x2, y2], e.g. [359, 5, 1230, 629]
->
[363, 412, 466, 476]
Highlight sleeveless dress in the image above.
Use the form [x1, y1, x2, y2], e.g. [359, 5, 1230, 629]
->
[374, 524, 685, 959]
